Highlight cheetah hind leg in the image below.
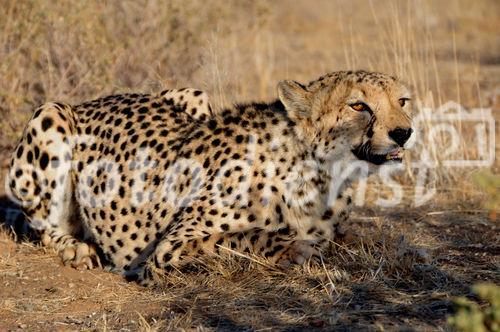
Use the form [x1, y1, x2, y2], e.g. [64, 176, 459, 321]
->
[0, 206, 102, 269]
[7, 102, 101, 270]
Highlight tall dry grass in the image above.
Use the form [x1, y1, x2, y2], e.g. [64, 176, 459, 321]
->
[0, 0, 498, 207]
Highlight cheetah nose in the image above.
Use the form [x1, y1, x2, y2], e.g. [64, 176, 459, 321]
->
[388, 127, 413, 147]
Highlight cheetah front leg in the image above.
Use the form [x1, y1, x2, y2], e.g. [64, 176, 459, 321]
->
[194, 229, 323, 267]
[130, 226, 322, 286]
[7, 102, 101, 270]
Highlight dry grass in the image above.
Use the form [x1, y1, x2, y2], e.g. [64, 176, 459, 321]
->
[0, 0, 498, 330]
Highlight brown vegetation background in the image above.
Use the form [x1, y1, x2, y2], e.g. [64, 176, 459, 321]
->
[0, 0, 498, 330]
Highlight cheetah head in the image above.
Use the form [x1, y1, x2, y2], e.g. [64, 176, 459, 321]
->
[278, 70, 413, 165]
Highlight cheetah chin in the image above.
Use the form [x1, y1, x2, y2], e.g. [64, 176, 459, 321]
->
[352, 143, 404, 165]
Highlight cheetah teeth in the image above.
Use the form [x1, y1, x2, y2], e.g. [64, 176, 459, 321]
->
[386, 149, 403, 160]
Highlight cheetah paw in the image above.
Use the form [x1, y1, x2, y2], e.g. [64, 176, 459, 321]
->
[60, 242, 102, 270]
[277, 240, 320, 267]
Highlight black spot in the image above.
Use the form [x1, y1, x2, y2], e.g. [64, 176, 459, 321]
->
[235, 135, 244, 143]
[39, 152, 49, 170]
[155, 143, 165, 153]
[278, 226, 290, 235]
[195, 145, 205, 154]
[119, 186, 125, 198]
[322, 209, 333, 220]
[27, 151, 33, 163]
[34, 146, 40, 160]
[16, 146, 24, 158]
[207, 120, 217, 130]
[250, 234, 259, 244]
[41, 117, 53, 131]
[203, 158, 210, 168]
[33, 109, 42, 119]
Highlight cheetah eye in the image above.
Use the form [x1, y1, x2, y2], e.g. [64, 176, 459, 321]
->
[350, 102, 370, 112]
[398, 98, 410, 107]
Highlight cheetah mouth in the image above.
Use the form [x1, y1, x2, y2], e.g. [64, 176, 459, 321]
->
[352, 144, 403, 165]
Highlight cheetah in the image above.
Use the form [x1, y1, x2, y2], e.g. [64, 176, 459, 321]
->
[6, 71, 413, 285]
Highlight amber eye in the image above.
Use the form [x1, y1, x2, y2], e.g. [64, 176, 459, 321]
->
[399, 98, 410, 107]
[350, 102, 369, 112]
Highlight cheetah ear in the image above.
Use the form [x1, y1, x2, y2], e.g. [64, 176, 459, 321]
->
[277, 80, 311, 120]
